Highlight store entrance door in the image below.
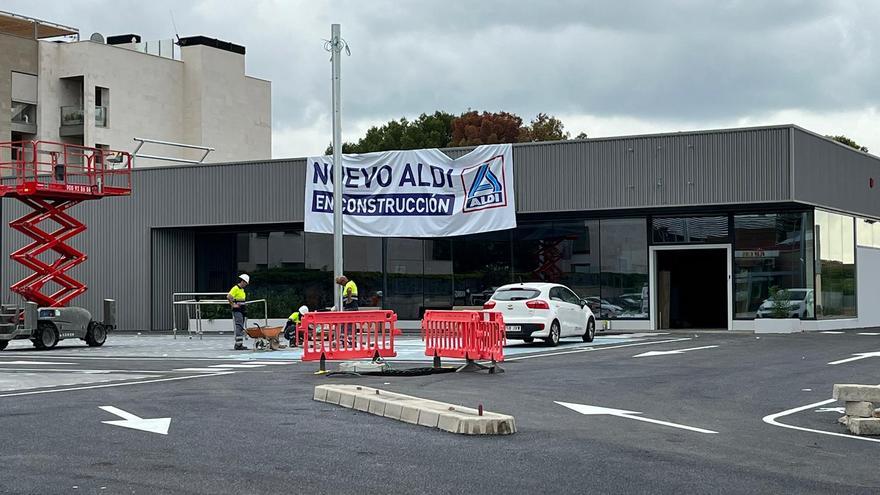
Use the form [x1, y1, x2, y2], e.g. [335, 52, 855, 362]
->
[654, 247, 730, 330]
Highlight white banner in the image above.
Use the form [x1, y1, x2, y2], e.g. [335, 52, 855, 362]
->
[305, 144, 515, 237]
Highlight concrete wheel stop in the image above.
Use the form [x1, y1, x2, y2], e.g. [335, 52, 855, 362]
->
[313, 384, 516, 435]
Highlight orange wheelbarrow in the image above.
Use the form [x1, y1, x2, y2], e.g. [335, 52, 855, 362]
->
[246, 323, 287, 351]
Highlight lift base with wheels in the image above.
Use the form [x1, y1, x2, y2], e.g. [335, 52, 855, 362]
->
[0, 141, 131, 351]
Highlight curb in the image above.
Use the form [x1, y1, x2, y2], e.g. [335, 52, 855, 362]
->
[314, 384, 516, 435]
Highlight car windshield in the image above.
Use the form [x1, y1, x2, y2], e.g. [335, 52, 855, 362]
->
[494, 288, 541, 301]
[786, 290, 809, 301]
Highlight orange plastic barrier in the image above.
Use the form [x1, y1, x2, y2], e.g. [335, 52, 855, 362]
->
[422, 310, 505, 369]
[301, 310, 397, 370]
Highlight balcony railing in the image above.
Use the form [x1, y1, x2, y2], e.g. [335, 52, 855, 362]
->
[95, 106, 108, 127]
[11, 101, 37, 125]
[61, 106, 84, 126]
[59, 106, 108, 127]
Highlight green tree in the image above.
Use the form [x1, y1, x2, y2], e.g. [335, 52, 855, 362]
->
[768, 286, 795, 319]
[827, 135, 868, 153]
[519, 113, 570, 142]
[325, 111, 455, 154]
[330, 110, 582, 152]
[575, 131, 589, 140]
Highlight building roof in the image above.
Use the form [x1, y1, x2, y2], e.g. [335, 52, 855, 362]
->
[178, 35, 245, 55]
[121, 124, 880, 222]
[0, 10, 78, 39]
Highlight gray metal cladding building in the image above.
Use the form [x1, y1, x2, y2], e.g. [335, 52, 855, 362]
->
[3, 124, 880, 332]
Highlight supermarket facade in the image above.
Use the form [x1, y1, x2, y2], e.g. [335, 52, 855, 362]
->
[2, 124, 880, 332]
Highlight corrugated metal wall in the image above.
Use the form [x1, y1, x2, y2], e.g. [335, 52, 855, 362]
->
[792, 128, 880, 219]
[512, 127, 791, 213]
[151, 229, 195, 330]
[0, 159, 304, 330]
[3, 125, 866, 330]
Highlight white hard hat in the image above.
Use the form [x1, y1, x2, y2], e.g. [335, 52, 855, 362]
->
[239, 274, 250, 284]
[299, 305, 309, 314]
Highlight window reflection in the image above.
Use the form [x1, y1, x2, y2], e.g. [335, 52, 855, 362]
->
[815, 210, 857, 318]
[733, 212, 814, 319]
[451, 231, 512, 307]
[600, 218, 649, 319]
[857, 218, 880, 248]
[191, 218, 652, 321]
[513, 220, 601, 310]
[652, 216, 729, 244]
[386, 238, 424, 320]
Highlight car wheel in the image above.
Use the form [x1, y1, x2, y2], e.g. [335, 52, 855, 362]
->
[0, 340, 7, 351]
[37, 323, 59, 350]
[583, 318, 596, 343]
[523, 337, 534, 343]
[85, 322, 107, 347]
[545, 321, 560, 347]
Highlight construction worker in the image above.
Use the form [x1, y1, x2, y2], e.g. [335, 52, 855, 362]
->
[227, 274, 250, 350]
[335, 275, 358, 311]
[283, 305, 309, 345]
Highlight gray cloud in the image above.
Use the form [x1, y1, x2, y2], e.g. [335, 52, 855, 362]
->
[5, 0, 877, 152]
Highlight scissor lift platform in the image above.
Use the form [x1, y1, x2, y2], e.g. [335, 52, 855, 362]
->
[0, 141, 131, 307]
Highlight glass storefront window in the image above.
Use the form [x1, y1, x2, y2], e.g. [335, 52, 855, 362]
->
[344, 236, 383, 310]
[385, 238, 454, 319]
[600, 218, 649, 319]
[733, 212, 814, 319]
[424, 239, 454, 313]
[815, 210, 857, 319]
[452, 231, 512, 307]
[386, 238, 425, 320]
[512, 220, 600, 309]
[652, 216, 729, 244]
[192, 218, 652, 322]
[857, 218, 880, 249]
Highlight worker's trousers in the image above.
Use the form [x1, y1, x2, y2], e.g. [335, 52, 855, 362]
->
[232, 310, 246, 345]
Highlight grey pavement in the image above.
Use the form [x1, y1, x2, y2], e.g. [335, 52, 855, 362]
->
[0, 330, 878, 494]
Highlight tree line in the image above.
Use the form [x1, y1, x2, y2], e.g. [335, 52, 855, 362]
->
[326, 111, 587, 155]
[325, 110, 869, 155]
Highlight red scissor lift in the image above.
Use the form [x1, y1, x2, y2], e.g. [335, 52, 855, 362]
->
[0, 141, 132, 350]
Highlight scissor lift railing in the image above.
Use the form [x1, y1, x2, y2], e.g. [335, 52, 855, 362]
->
[0, 141, 132, 307]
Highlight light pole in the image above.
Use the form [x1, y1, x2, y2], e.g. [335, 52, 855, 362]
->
[327, 24, 349, 311]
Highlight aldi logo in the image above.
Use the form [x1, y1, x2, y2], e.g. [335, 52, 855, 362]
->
[461, 154, 507, 212]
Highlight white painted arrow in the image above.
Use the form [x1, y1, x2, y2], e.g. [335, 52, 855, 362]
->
[555, 401, 717, 434]
[828, 351, 880, 365]
[814, 407, 845, 414]
[633, 345, 719, 358]
[100, 406, 171, 435]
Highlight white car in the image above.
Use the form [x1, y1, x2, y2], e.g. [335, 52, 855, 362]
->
[756, 288, 814, 319]
[483, 283, 596, 346]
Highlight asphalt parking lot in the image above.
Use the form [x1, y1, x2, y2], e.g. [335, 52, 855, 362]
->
[1, 330, 879, 494]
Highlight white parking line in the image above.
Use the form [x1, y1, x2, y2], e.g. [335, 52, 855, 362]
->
[0, 355, 245, 362]
[208, 364, 265, 369]
[173, 367, 236, 373]
[243, 361, 297, 365]
[0, 372, 235, 398]
[0, 368, 168, 374]
[0, 361, 75, 365]
[506, 338, 692, 361]
[820, 331, 845, 335]
[762, 398, 880, 444]
[858, 332, 880, 336]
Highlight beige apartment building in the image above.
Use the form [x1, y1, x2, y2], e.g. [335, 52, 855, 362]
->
[1, 10, 271, 165]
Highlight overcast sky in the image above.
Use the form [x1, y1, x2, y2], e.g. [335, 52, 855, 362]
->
[8, 0, 879, 157]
